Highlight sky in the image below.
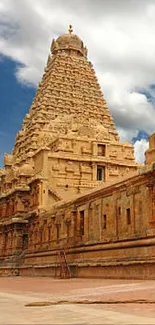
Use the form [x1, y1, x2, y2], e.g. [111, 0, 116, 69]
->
[1, 0, 155, 167]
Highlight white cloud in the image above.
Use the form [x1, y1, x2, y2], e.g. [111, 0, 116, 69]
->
[99, 72, 155, 139]
[0, 0, 155, 161]
[134, 139, 149, 163]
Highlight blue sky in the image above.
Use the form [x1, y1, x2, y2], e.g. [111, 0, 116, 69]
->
[0, 57, 36, 167]
[1, 0, 155, 166]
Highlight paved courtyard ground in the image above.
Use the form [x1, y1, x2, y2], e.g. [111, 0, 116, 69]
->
[1, 277, 155, 324]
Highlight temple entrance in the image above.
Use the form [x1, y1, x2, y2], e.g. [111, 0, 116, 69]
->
[22, 234, 28, 250]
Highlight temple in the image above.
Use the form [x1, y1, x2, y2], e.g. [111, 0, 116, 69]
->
[0, 26, 155, 278]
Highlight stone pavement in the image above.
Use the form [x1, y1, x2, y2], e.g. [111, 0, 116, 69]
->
[1, 277, 155, 324]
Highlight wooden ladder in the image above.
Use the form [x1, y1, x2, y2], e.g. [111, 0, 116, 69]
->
[57, 249, 71, 279]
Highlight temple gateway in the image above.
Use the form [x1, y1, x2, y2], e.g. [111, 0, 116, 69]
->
[0, 26, 155, 278]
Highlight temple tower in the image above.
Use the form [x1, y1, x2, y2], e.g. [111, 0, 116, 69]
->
[0, 26, 139, 214]
[12, 25, 119, 160]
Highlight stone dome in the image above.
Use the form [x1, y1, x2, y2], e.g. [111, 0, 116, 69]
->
[51, 25, 88, 58]
[57, 33, 83, 49]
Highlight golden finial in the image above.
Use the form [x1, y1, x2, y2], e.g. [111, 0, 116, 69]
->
[68, 24, 73, 34]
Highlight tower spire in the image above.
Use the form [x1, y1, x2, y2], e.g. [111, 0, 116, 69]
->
[68, 24, 73, 34]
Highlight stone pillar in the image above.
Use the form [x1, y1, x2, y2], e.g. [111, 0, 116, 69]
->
[75, 210, 82, 240]
[38, 180, 49, 211]
[113, 191, 121, 240]
[147, 183, 154, 223]
[71, 209, 78, 244]
[84, 206, 89, 242]
[2, 202, 6, 218]
[0, 230, 3, 253]
[88, 203, 93, 241]
[93, 202, 101, 241]
[1, 230, 6, 255]
[14, 224, 24, 254]
[132, 192, 136, 235]
[36, 149, 49, 212]
[65, 220, 71, 242]
[2, 231, 8, 256]
[0, 203, 2, 218]
[14, 233, 23, 253]
[92, 142, 97, 156]
[12, 228, 17, 254]
[91, 163, 96, 181]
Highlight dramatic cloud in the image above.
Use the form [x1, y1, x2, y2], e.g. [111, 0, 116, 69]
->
[134, 139, 149, 163]
[0, 0, 155, 162]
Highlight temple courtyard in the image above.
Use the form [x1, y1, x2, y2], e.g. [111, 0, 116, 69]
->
[1, 277, 155, 324]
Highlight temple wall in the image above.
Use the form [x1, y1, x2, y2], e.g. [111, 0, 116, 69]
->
[5, 166, 153, 278]
[25, 171, 154, 253]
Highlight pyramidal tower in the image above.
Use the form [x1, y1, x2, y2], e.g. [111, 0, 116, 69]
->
[0, 26, 138, 214]
[13, 25, 119, 160]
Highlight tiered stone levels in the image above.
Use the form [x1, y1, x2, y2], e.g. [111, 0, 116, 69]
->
[0, 27, 139, 208]
[12, 45, 118, 162]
